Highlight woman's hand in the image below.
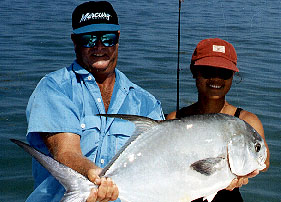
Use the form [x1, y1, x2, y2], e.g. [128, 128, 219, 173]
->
[226, 170, 259, 191]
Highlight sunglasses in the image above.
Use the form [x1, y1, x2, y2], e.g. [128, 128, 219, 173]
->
[75, 32, 119, 48]
[197, 66, 234, 80]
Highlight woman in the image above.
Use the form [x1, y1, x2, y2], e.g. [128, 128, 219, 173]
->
[167, 38, 270, 201]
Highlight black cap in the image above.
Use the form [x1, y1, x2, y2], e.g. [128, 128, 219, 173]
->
[72, 1, 120, 34]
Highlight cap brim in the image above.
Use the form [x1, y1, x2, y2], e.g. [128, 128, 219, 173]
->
[73, 24, 120, 34]
[194, 57, 239, 72]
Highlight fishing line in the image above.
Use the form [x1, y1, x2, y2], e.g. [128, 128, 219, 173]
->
[219, 0, 228, 39]
[233, 73, 243, 107]
[219, 0, 242, 107]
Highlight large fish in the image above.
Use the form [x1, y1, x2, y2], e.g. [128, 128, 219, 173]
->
[11, 113, 267, 202]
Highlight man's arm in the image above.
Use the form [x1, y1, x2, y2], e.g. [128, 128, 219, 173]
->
[41, 132, 119, 202]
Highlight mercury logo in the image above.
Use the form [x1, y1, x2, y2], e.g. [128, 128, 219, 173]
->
[80, 12, 111, 23]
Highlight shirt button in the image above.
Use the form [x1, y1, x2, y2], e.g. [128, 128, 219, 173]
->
[88, 76, 92, 80]
[81, 123, 86, 129]
[97, 98, 102, 103]
[101, 159, 105, 164]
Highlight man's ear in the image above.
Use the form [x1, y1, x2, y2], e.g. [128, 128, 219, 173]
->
[71, 34, 76, 44]
[117, 31, 120, 43]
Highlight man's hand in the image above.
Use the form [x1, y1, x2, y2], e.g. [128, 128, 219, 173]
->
[226, 170, 259, 191]
[86, 169, 119, 202]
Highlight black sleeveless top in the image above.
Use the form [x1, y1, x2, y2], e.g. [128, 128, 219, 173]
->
[178, 107, 244, 202]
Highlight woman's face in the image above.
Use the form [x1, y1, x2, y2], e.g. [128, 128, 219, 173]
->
[194, 66, 234, 100]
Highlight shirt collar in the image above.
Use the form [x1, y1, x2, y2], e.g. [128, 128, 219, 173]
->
[115, 69, 135, 94]
[72, 60, 90, 75]
[72, 60, 135, 93]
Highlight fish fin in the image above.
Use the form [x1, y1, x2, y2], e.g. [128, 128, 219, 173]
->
[203, 192, 217, 202]
[98, 114, 159, 176]
[97, 114, 159, 135]
[10, 139, 96, 200]
[190, 157, 225, 176]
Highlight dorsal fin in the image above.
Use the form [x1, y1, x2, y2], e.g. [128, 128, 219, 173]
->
[98, 114, 159, 136]
[97, 114, 159, 176]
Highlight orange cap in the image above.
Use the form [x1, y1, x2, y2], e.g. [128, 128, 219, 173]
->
[191, 38, 239, 72]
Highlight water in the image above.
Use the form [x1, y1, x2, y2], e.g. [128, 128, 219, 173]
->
[0, 0, 280, 201]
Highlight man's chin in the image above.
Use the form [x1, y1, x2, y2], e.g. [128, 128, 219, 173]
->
[91, 61, 110, 71]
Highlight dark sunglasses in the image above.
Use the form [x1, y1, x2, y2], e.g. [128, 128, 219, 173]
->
[75, 32, 119, 48]
[197, 66, 234, 80]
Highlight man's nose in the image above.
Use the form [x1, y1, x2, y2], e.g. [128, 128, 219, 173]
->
[95, 39, 104, 48]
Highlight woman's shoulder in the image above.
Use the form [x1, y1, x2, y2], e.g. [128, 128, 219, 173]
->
[239, 109, 263, 131]
[225, 105, 260, 124]
[238, 109, 259, 123]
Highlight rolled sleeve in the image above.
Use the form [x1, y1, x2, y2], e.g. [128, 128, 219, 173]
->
[147, 100, 165, 121]
[26, 76, 82, 140]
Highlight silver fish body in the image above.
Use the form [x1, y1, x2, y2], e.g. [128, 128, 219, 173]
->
[102, 113, 266, 202]
[11, 113, 267, 202]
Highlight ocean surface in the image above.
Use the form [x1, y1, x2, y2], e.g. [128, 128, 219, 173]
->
[0, 0, 280, 201]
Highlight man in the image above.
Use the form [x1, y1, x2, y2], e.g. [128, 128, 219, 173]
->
[25, 1, 164, 201]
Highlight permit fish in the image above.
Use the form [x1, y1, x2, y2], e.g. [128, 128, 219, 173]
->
[11, 113, 267, 202]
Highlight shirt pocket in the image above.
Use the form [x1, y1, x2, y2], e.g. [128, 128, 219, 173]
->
[109, 120, 135, 152]
[80, 116, 101, 159]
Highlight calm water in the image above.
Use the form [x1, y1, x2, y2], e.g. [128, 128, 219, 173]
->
[0, 0, 280, 201]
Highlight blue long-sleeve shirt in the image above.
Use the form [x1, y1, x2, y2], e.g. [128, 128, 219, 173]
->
[25, 61, 164, 201]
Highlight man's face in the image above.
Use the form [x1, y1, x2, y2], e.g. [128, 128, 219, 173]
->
[73, 31, 120, 75]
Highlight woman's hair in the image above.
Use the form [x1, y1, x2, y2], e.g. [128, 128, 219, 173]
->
[190, 63, 197, 78]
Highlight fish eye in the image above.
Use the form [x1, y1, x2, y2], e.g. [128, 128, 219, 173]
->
[255, 143, 261, 152]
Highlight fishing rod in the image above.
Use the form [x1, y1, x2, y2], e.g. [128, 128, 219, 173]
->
[177, 0, 183, 112]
